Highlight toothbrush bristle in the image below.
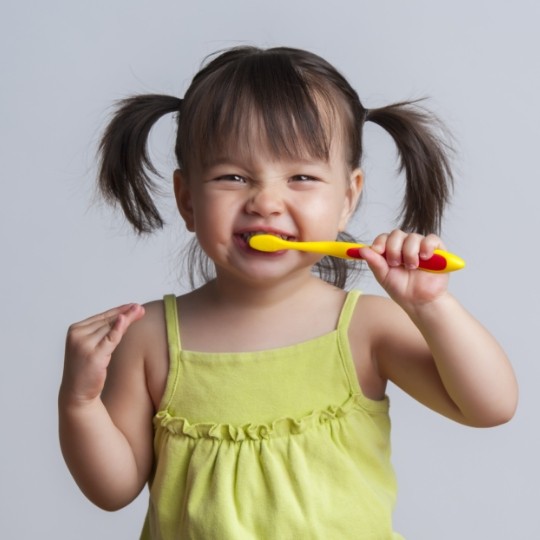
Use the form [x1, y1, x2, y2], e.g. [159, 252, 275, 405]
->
[249, 234, 281, 252]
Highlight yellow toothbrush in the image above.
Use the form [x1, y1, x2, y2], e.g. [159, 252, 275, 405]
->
[249, 235, 465, 273]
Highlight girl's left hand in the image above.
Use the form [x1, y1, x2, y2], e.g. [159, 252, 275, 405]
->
[358, 230, 450, 310]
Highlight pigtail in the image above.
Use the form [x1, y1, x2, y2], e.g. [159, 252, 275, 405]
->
[315, 232, 363, 289]
[365, 101, 453, 235]
[98, 94, 182, 233]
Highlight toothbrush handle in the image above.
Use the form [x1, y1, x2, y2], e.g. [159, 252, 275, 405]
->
[345, 247, 464, 273]
[417, 251, 448, 272]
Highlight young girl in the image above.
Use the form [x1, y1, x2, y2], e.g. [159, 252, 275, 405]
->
[59, 46, 518, 539]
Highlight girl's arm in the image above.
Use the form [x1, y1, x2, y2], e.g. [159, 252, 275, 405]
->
[358, 231, 518, 427]
[58, 304, 154, 510]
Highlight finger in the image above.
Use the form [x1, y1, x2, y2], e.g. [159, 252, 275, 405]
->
[370, 233, 389, 255]
[357, 246, 390, 283]
[67, 305, 141, 347]
[384, 230, 407, 267]
[402, 233, 424, 269]
[70, 304, 144, 360]
[89, 316, 122, 346]
[419, 234, 444, 260]
[72, 304, 138, 331]
[95, 304, 145, 355]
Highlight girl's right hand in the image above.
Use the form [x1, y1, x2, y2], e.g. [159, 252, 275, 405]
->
[60, 304, 145, 407]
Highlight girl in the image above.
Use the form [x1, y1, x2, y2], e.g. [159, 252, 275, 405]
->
[59, 46, 518, 539]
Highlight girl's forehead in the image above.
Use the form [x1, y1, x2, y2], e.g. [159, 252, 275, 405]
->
[199, 111, 347, 169]
[216, 138, 344, 164]
[196, 139, 351, 184]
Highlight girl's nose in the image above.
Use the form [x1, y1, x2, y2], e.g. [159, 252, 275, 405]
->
[245, 186, 285, 217]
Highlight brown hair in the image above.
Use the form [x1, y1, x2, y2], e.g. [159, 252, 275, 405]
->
[98, 46, 453, 288]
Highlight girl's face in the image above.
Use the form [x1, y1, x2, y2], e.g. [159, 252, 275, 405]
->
[174, 137, 363, 285]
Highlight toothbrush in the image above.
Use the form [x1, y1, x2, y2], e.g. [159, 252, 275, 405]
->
[248, 235, 465, 273]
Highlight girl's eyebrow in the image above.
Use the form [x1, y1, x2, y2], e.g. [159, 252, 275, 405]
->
[205, 157, 237, 167]
[202, 157, 245, 171]
[205, 155, 330, 169]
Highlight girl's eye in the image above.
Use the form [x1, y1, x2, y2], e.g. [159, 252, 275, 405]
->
[216, 174, 246, 183]
[291, 174, 318, 182]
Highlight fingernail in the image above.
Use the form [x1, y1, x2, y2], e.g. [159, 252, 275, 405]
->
[346, 248, 364, 259]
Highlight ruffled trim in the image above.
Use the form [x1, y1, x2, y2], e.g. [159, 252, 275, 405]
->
[154, 393, 386, 442]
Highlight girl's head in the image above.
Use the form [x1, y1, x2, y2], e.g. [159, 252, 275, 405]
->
[175, 47, 365, 180]
[98, 46, 453, 288]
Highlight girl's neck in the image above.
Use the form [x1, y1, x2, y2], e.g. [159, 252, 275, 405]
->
[178, 271, 347, 354]
[201, 270, 331, 311]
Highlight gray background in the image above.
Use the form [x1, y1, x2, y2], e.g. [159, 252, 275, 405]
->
[2, 1, 538, 538]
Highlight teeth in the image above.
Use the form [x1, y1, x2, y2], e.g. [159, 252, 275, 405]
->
[242, 232, 289, 242]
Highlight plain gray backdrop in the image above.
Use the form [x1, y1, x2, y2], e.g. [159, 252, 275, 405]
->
[2, 1, 538, 538]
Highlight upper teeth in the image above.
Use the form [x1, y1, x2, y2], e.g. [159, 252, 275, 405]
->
[242, 232, 289, 241]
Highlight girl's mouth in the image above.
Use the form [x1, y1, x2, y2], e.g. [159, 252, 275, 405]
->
[239, 231, 294, 243]
[235, 231, 295, 253]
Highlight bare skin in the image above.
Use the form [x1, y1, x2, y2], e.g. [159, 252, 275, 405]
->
[59, 147, 518, 511]
[59, 255, 517, 511]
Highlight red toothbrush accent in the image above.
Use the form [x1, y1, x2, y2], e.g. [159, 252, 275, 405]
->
[346, 248, 448, 272]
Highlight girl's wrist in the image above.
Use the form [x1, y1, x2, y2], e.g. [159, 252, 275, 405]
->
[401, 291, 457, 325]
[58, 384, 102, 413]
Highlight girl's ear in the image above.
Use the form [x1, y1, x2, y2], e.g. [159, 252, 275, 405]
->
[173, 169, 195, 232]
[338, 168, 363, 231]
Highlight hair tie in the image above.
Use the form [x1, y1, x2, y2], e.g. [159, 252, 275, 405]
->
[363, 108, 370, 122]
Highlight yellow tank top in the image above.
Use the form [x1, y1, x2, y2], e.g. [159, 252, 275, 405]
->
[140, 291, 404, 539]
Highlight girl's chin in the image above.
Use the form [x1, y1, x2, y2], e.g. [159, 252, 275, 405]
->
[215, 256, 311, 285]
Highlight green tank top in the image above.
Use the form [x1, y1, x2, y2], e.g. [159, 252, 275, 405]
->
[140, 291, 404, 539]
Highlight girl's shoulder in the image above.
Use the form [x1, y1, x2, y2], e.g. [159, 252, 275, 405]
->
[123, 297, 168, 349]
[347, 294, 399, 398]
[352, 292, 416, 333]
[348, 293, 427, 399]
[351, 292, 425, 355]
[122, 297, 170, 410]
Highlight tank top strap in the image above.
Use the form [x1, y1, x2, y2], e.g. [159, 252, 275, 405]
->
[160, 294, 182, 411]
[337, 289, 361, 329]
[336, 290, 363, 394]
[163, 294, 182, 352]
